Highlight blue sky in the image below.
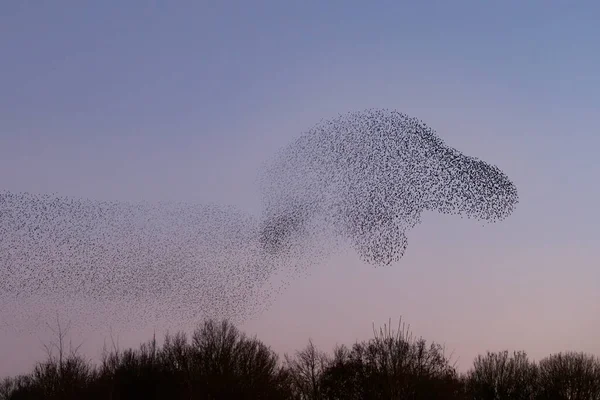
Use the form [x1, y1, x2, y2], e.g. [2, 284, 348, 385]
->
[1, 1, 599, 375]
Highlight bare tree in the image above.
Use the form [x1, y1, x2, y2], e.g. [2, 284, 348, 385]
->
[0, 377, 14, 400]
[465, 350, 538, 400]
[189, 319, 292, 399]
[27, 315, 94, 399]
[6, 316, 600, 400]
[285, 339, 329, 400]
[40, 314, 85, 377]
[537, 352, 600, 400]
[320, 318, 462, 400]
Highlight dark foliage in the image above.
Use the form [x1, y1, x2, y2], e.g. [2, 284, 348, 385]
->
[2, 319, 599, 400]
[465, 350, 539, 400]
[1, 319, 292, 400]
[318, 320, 462, 400]
[537, 352, 600, 400]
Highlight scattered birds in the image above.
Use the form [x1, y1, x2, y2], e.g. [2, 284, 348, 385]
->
[0, 195, 278, 334]
[0, 108, 518, 335]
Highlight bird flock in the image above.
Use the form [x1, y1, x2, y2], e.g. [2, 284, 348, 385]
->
[0, 109, 518, 335]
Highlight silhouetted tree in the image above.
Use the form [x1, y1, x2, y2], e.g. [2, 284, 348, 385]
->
[184, 319, 291, 399]
[285, 339, 329, 399]
[0, 378, 14, 400]
[319, 344, 362, 400]
[1, 316, 95, 400]
[320, 319, 462, 399]
[537, 352, 600, 400]
[0, 375, 38, 400]
[97, 334, 171, 399]
[465, 350, 538, 400]
[93, 319, 293, 399]
[3, 317, 600, 400]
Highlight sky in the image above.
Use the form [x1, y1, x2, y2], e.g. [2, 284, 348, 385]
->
[1, 1, 599, 375]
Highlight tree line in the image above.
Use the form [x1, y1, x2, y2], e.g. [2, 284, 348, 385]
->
[1, 318, 599, 399]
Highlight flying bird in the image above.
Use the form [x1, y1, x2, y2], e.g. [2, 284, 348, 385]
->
[258, 108, 518, 265]
[0, 108, 518, 335]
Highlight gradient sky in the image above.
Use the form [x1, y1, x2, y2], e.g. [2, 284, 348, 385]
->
[1, 1, 599, 376]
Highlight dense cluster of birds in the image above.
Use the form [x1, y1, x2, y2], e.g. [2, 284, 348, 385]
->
[0, 108, 518, 335]
[259, 109, 519, 265]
